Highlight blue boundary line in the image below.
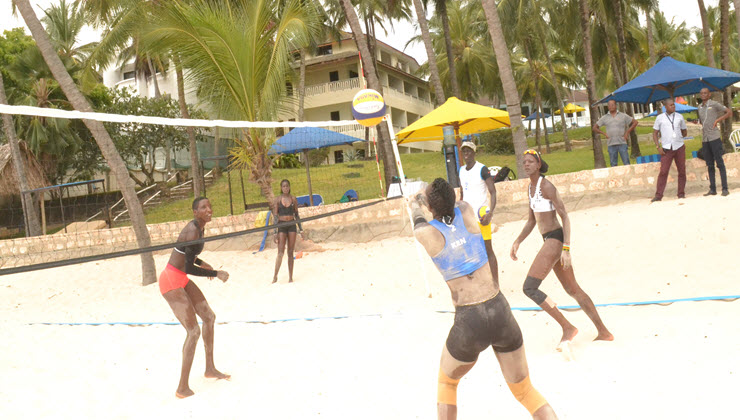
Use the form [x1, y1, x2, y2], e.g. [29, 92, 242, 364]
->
[25, 295, 739, 326]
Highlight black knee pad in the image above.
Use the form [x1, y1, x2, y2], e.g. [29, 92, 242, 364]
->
[523, 276, 547, 305]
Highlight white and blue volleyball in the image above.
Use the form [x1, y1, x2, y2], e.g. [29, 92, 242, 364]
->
[352, 89, 386, 127]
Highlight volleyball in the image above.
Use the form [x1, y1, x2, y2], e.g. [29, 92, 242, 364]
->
[478, 206, 489, 219]
[352, 89, 386, 127]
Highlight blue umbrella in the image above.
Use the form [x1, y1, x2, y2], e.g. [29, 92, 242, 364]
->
[268, 126, 364, 205]
[523, 111, 551, 121]
[598, 57, 740, 104]
[646, 103, 698, 117]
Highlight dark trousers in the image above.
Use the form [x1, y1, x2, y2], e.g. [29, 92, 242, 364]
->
[655, 145, 686, 199]
[702, 139, 728, 192]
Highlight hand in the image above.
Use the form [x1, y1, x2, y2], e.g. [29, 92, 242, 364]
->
[216, 270, 229, 282]
[273, 233, 278, 244]
[712, 119, 719, 129]
[560, 251, 572, 270]
[657, 145, 665, 155]
[510, 241, 520, 261]
[623, 133, 630, 141]
[480, 211, 493, 226]
[300, 231, 305, 240]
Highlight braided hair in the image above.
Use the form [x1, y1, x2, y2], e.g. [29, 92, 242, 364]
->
[427, 178, 456, 224]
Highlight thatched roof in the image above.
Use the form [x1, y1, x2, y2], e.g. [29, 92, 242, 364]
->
[0, 142, 49, 196]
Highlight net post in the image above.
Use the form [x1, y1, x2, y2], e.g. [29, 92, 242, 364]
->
[384, 115, 432, 298]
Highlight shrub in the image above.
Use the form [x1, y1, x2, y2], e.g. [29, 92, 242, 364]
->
[272, 153, 302, 169]
[307, 147, 330, 166]
[479, 129, 515, 155]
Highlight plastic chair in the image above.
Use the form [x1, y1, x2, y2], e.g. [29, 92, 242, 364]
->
[296, 194, 323, 207]
[731, 129, 740, 153]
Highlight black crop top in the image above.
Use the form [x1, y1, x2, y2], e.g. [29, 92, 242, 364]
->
[174, 220, 218, 277]
[277, 199, 295, 216]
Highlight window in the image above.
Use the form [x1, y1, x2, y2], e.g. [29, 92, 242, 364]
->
[329, 71, 339, 82]
[357, 149, 366, 159]
[123, 70, 135, 80]
[521, 106, 530, 116]
[286, 82, 293, 96]
[317, 45, 333, 56]
[330, 111, 340, 121]
[349, 70, 359, 79]
[334, 150, 344, 163]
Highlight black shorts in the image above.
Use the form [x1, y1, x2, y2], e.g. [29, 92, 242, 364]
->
[277, 224, 297, 234]
[446, 292, 524, 363]
[542, 228, 564, 242]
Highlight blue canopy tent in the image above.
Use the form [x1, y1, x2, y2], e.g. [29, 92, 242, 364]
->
[523, 111, 551, 121]
[598, 57, 740, 105]
[646, 103, 698, 117]
[268, 127, 365, 206]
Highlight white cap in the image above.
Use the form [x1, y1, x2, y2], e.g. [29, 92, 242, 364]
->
[460, 141, 476, 152]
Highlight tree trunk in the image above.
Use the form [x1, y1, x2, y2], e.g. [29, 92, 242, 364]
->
[733, 0, 740, 53]
[147, 57, 171, 172]
[438, 0, 460, 99]
[147, 57, 161, 98]
[15, 0, 157, 285]
[523, 41, 541, 152]
[611, 0, 640, 157]
[413, 0, 445, 105]
[698, 0, 717, 67]
[0, 72, 43, 236]
[480, 0, 528, 178]
[720, 0, 734, 150]
[340, 0, 398, 188]
[645, 6, 656, 67]
[298, 48, 306, 122]
[580, 0, 606, 168]
[173, 54, 204, 197]
[536, 27, 570, 151]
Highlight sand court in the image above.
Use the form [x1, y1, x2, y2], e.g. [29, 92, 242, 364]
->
[1, 193, 739, 419]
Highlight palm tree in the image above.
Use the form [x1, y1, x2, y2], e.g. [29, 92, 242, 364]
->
[338, 0, 399, 187]
[698, 0, 717, 67]
[578, 0, 606, 168]
[433, 0, 461, 99]
[643, 2, 656, 66]
[13, 0, 157, 285]
[610, 0, 641, 157]
[412, 0, 446, 105]
[479, 0, 528, 177]
[720, 0, 734, 150]
[144, 0, 320, 203]
[0, 71, 43, 236]
[734, 0, 740, 52]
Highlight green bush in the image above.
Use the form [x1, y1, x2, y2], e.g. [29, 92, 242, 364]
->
[307, 147, 330, 166]
[272, 153, 302, 169]
[479, 129, 515, 155]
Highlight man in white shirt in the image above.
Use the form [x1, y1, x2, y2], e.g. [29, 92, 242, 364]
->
[651, 99, 688, 202]
[458, 141, 498, 281]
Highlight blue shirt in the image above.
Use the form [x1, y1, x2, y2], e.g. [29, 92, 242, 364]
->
[428, 207, 488, 281]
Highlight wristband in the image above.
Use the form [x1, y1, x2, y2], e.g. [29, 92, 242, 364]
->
[562, 245, 570, 252]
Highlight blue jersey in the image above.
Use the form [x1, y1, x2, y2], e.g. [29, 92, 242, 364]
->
[428, 206, 488, 282]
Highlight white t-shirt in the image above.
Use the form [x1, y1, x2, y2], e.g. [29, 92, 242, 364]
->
[458, 161, 491, 211]
[653, 112, 687, 150]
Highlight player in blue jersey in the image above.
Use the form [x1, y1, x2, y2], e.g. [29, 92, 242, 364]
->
[409, 178, 557, 420]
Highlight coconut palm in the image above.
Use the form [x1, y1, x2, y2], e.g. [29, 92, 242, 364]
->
[412, 0, 445, 105]
[479, 0, 528, 177]
[13, 0, 157, 285]
[0, 71, 43, 236]
[578, 0, 606, 168]
[698, 0, 717, 67]
[143, 0, 321, 203]
[432, 0, 461, 99]
[719, 0, 734, 149]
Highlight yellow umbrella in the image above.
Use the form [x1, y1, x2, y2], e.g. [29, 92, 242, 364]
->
[554, 103, 586, 115]
[396, 97, 511, 145]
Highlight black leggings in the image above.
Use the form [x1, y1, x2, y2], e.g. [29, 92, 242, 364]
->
[446, 292, 524, 362]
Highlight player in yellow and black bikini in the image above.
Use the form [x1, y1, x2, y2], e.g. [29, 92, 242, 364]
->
[510, 149, 613, 351]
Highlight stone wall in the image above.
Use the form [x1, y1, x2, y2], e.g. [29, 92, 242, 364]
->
[2, 153, 738, 269]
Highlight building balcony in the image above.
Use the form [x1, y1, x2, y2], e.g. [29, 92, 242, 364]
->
[305, 78, 362, 96]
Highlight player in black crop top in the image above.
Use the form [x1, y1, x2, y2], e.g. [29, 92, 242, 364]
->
[272, 179, 304, 283]
[161, 197, 230, 398]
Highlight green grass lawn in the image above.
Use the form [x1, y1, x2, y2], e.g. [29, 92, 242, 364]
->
[140, 135, 706, 225]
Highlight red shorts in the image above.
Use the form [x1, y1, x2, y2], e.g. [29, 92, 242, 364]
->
[159, 264, 189, 295]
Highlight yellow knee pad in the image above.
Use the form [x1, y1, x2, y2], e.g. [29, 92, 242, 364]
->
[437, 369, 460, 406]
[507, 376, 548, 414]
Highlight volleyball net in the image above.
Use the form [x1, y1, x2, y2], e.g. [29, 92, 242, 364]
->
[0, 104, 417, 276]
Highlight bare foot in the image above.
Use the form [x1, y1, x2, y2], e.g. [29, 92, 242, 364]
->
[272, 277, 277, 284]
[594, 331, 614, 341]
[288, 278, 294, 283]
[176, 388, 194, 399]
[205, 369, 231, 380]
[557, 326, 578, 351]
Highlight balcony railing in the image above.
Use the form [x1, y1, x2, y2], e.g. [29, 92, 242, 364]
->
[305, 78, 361, 96]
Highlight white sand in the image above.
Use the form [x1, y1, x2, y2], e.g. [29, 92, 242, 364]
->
[1, 193, 739, 419]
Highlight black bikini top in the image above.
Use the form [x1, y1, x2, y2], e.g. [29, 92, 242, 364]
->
[277, 197, 295, 216]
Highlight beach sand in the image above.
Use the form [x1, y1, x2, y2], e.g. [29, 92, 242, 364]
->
[1, 192, 738, 419]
